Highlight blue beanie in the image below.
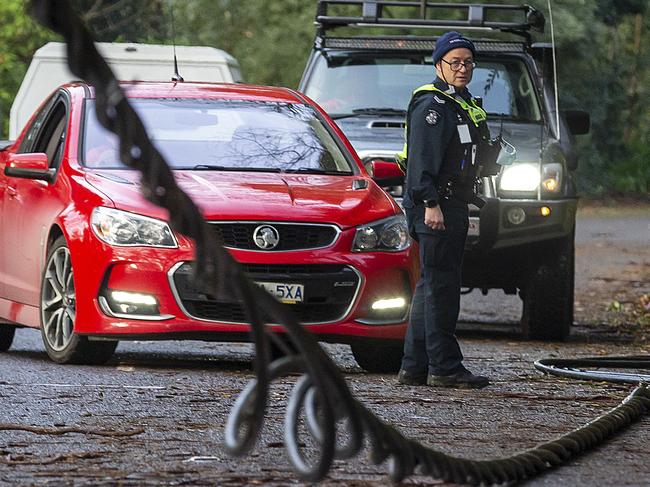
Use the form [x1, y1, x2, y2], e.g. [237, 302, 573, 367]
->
[432, 31, 476, 65]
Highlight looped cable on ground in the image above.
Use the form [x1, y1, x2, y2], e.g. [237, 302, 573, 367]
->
[535, 355, 650, 384]
[29, 2, 650, 485]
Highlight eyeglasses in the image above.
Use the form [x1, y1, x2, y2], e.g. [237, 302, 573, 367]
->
[441, 59, 477, 72]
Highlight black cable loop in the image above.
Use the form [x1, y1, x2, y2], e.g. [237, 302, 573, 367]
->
[303, 384, 362, 460]
[303, 384, 326, 443]
[29, 2, 649, 485]
[226, 354, 306, 456]
[284, 374, 337, 481]
[535, 356, 650, 384]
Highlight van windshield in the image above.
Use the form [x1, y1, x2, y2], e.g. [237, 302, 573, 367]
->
[82, 99, 353, 173]
[304, 54, 541, 121]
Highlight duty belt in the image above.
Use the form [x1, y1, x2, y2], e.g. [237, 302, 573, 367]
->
[438, 178, 486, 208]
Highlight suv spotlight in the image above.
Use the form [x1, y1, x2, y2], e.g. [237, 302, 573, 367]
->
[300, 1, 590, 340]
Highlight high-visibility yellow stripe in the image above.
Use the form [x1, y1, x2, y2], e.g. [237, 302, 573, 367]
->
[396, 84, 487, 172]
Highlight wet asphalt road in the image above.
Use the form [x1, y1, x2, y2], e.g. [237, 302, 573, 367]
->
[0, 205, 648, 486]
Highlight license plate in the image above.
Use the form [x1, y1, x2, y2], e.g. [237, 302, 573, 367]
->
[468, 217, 480, 237]
[256, 281, 304, 304]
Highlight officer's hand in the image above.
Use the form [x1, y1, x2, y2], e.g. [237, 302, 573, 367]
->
[424, 206, 445, 230]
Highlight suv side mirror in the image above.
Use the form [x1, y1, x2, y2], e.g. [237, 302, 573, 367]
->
[365, 160, 404, 187]
[563, 110, 590, 135]
[4, 152, 55, 183]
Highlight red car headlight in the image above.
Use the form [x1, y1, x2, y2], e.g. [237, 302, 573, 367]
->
[352, 214, 410, 252]
[91, 206, 177, 248]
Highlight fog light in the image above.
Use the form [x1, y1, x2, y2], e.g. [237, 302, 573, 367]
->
[371, 297, 407, 311]
[112, 290, 157, 305]
[506, 207, 526, 225]
[107, 290, 158, 315]
[540, 206, 551, 217]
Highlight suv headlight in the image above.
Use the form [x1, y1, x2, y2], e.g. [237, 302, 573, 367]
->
[352, 214, 410, 252]
[499, 163, 540, 191]
[91, 207, 177, 247]
[498, 162, 563, 193]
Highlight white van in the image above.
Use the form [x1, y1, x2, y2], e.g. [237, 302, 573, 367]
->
[9, 42, 242, 139]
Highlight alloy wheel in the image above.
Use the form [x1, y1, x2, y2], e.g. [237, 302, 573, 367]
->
[41, 246, 76, 351]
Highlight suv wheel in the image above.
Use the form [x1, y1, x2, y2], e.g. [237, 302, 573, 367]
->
[350, 342, 403, 373]
[40, 237, 118, 364]
[520, 235, 574, 341]
[0, 325, 17, 352]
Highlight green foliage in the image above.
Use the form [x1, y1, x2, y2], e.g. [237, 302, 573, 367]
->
[72, 0, 166, 43]
[0, 0, 167, 138]
[596, 0, 647, 25]
[527, 0, 649, 196]
[172, 0, 313, 87]
[611, 136, 650, 194]
[0, 0, 53, 137]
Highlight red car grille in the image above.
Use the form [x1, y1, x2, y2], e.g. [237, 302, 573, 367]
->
[170, 263, 360, 324]
[208, 222, 338, 251]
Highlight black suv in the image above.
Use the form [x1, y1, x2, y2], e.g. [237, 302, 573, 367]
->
[299, 1, 590, 340]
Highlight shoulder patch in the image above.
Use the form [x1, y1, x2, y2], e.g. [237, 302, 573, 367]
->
[433, 95, 446, 104]
[425, 109, 441, 125]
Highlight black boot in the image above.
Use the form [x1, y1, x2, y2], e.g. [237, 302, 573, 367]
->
[427, 369, 489, 389]
[397, 369, 427, 386]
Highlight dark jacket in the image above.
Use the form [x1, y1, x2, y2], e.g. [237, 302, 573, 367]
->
[403, 78, 483, 209]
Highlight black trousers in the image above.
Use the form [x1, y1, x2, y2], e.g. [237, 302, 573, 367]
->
[401, 201, 469, 376]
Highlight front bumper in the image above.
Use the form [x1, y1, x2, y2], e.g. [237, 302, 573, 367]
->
[466, 197, 577, 252]
[461, 197, 577, 289]
[72, 230, 417, 343]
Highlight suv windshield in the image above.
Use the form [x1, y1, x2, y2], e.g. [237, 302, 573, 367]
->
[82, 99, 353, 173]
[304, 54, 541, 121]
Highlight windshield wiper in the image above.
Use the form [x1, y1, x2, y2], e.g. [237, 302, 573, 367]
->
[190, 164, 228, 170]
[282, 167, 353, 175]
[330, 113, 356, 120]
[353, 108, 407, 116]
[331, 108, 406, 120]
[189, 164, 281, 172]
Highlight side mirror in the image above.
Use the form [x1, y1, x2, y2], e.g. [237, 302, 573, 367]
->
[365, 159, 404, 187]
[563, 110, 590, 136]
[4, 152, 55, 183]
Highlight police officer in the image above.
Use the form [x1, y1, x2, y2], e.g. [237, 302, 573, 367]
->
[397, 31, 492, 389]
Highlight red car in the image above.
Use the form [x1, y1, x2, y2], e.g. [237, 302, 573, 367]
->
[0, 82, 416, 372]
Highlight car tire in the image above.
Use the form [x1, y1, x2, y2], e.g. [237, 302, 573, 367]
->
[40, 237, 118, 365]
[520, 234, 574, 341]
[0, 325, 17, 352]
[350, 342, 403, 373]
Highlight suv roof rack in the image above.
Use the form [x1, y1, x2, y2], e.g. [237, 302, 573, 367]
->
[321, 36, 526, 54]
[316, 1, 545, 44]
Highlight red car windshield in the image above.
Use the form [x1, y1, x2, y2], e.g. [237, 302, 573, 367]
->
[82, 99, 354, 173]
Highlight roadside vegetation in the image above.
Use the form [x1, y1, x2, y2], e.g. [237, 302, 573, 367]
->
[0, 0, 648, 196]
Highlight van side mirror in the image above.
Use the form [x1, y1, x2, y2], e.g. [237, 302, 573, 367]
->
[563, 110, 590, 135]
[4, 152, 55, 183]
[365, 159, 404, 186]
